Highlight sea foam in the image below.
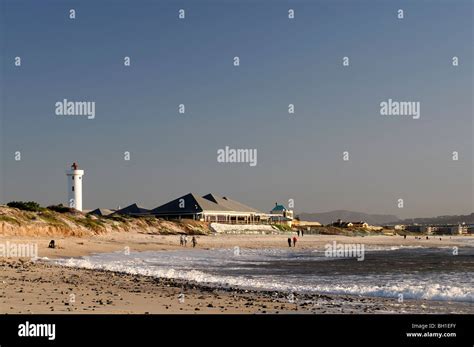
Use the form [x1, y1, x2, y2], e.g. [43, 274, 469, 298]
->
[53, 248, 474, 303]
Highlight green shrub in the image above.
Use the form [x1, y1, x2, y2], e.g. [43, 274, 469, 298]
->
[7, 201, 42, 212]
[47, 204, 74, 213]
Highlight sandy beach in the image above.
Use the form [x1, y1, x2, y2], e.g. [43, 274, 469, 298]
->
[0, 232, 468, 259]
[1, 233, 473, 314]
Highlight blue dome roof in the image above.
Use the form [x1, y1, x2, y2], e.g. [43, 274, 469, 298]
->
[271, 204, 287, 212]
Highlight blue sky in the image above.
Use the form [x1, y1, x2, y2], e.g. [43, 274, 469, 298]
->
[0, 0, 472, 218]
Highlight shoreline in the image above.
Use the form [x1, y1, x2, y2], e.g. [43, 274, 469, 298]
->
[2, 259, 473, 314]
[1, 233, 473, 314]
[0, 232, 470, 259]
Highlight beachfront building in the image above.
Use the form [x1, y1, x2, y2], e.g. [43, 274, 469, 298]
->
[433, 225, 467, 235]
[332, 219, 353, 228]
[293, 219, 323, 233]
[270, 203, 294, 219]
[269, 203, 294, 226]
[384, 224, 406, 231]
[352, 221, 369, 228]
[332, 219, 373, 229]
[405, 225, 433, 234]
[269, 215, 293, 226]
[404, 224, 469, 235]
[150, 193, 263, 223]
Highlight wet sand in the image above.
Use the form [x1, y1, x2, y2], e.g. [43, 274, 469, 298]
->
[2, 259, 472, 314]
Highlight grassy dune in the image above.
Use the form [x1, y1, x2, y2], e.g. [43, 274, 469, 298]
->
[0, 205, 210, 237]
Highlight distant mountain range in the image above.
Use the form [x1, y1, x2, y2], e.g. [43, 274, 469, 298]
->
[297, 211, 474, 226]
[297, 210, 400, 226]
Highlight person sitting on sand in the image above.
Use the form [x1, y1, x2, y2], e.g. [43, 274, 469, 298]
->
[287, 238, 292, 247]
[192, 236, 197, 248]
[48, 240, 56, 249]
[292, 236, 297, 247]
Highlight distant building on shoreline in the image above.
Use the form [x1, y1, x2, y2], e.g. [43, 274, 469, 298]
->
[352, 221, 369, 228]
[332, 219, 354, 228]
[269, 203, 294, 226]
[405, 225, 434, 234]
[293, 220, 322, 228]
[383, 225, 406, 231]
[405, 224, 467, 235]
[331, 219, 380, 230]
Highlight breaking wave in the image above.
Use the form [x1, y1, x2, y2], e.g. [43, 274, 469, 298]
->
[53, 247, 474, 303]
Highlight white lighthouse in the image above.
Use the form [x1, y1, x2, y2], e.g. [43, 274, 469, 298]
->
[66, 162, 84, 211]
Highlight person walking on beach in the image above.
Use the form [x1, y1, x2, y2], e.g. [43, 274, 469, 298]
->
[292, 236, 297, 247]
[301, 230, 304, 237]
[297, 230, 300, 237]
[183, 235, 188, 247]
[287, 238, 292, 247]
[192, 236, 197, 248]
[179, 235, 184, 246]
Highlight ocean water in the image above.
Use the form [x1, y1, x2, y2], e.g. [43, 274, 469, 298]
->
[53, 246, 474, 303]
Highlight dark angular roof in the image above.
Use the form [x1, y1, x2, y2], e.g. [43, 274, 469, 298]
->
[151, 193, 230, 215]
[88, 208, 114, 216]
[114, 203, 149, 215]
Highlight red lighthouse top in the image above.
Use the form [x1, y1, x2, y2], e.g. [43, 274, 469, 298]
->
[71, 162, 78, 170]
